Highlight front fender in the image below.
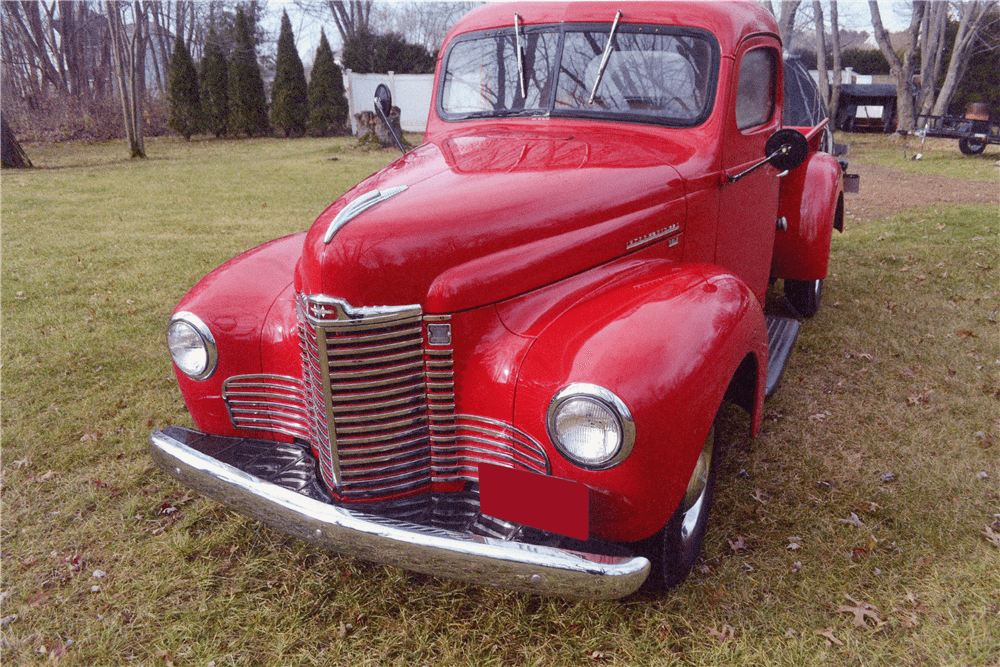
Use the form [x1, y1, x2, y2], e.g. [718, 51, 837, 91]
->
[509, 263, 767, 543]
[171, 233, 305, 438]
[771, 151, 843, 281]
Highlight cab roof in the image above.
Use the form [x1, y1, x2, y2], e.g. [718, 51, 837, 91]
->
[443, 1, 780, 56]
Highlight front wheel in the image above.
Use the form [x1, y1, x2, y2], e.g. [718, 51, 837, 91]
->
[640, 416, 720, 591]
[959, 137, 987, 155]
[784, 278, 823, 318]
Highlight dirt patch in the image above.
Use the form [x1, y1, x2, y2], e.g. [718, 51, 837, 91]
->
[844, 161, 995, 221]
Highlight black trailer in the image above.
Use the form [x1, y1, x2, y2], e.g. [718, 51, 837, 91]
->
[915, 113, 1000, 155]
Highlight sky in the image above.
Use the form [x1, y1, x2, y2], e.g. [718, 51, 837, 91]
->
[264, 0, 915, 68]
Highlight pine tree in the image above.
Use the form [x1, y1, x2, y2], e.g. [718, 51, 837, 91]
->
[200, 29, 229, 138]
[167, 37, 201, 140]
[228, 7, 269, 137]
[271, 11, 309, 138]
[307, 30, 348, 137]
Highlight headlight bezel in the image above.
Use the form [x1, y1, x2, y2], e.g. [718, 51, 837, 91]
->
[166, 312, 218, 381]
[546, 383, 635, 470]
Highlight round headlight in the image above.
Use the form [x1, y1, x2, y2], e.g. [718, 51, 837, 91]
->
[166, 313, 217, 380]
[547, 383, 635, 469]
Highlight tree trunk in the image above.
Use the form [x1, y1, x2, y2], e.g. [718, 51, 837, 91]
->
[829, 1, 842, 121]
[813, 0, 829, 111]
[106, 0, 146, 158]
[776, 1, 802, 51]
[931, 1, 994, 116]
[1, 116, 33, 168]
[917, 1, 947, 115]
[869, 0, 925, 132]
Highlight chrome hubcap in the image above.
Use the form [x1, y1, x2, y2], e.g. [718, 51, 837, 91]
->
[680, 425, 714, 549]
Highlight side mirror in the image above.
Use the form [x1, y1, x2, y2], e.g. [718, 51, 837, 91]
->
[764, 128, 809, 172]
[373, 83, 407, 154]
[727, 128, 809, 184]
[374, 83, 393, 119]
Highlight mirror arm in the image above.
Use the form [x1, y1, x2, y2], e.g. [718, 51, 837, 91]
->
[725, 148, 785, 184]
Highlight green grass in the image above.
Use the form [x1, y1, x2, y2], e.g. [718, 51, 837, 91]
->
[2, 134, 998, 666]
[845, 132, 1000, 181]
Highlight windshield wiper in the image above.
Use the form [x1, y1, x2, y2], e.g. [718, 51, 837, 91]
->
[462, 109, 541, 119]
[588, 9, 624, 105]
[514, 13, 527, 99]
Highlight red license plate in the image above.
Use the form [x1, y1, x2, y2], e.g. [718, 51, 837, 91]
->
[478, 463, 588, 541]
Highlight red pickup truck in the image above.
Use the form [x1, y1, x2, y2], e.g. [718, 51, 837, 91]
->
[151, 1, 846, 599]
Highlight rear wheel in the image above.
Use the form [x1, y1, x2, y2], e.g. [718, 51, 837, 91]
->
[641, 415, 720, 591]
[784, 278, 823, 318]
[959, 137, 987, 155]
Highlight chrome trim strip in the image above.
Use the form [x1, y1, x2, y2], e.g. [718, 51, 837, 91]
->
[150, 427, 650, 599]
[323, 185, 408, 244]
[626, 224, 681, 250]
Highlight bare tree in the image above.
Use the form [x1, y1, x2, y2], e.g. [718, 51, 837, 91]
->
[829, 1, 842, 120]
[370, 2, 480, 53]
[764, 0, 803, 50]
[870, 0, 925, 131]
[930, 1, 998, 116]
[813, 0, 830, 112]
[917, 0, 949, 114]
[326, 1, 373, 44]
[2, 2, 114, 103]
[106, 0, 147, 157]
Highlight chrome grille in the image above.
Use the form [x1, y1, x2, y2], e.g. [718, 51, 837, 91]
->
[222, 375, 310, 441]
[430, 415, 549, 481]
[218, 294, 554, 503]
[298, 295, 430, 499]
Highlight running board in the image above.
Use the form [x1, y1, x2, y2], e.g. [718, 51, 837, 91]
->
[766, 316, 801, 397]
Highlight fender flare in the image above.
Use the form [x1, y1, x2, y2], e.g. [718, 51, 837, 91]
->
[172, 233, 305, 437]
[510, 262, 767, 542]
[771, 151, 843, 281]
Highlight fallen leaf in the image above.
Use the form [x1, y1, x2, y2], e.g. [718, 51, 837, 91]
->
[706, 624, 735, 644]
[984, 525, 1000, 548]
[728, 536, 748, 553]
[838, 512, 864, 528]
[814, 627, 843, 646]
[837, 594, 883, 628]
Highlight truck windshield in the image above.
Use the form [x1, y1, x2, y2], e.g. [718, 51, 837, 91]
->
[440, 24, 718, 126]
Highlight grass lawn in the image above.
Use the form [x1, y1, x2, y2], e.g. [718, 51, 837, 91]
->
[2, 134, 998, 666]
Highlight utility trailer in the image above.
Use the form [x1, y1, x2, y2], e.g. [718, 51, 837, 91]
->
[915, 112, 999, 155]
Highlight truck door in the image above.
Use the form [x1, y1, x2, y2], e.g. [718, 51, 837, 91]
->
[717, 40, 782, 303]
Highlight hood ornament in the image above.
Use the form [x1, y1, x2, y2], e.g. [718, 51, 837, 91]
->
[323, 185, 408, 244]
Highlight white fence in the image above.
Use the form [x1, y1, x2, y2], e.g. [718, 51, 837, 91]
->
[343, 70, 435, 135]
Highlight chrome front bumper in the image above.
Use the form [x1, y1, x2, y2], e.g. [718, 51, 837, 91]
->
[149, 427, 650, 599]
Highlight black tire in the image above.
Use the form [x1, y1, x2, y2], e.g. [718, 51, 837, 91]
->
[640, 416, 720, 591]
[784, 278, 823, 318]
[959, 137, 987, 155]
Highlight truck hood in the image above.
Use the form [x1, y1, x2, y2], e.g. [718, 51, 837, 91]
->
[296, 125, 690, 313]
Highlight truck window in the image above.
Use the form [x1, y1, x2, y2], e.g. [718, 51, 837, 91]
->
[735, 48, 776, 130]
[439, 24, 718, 127]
